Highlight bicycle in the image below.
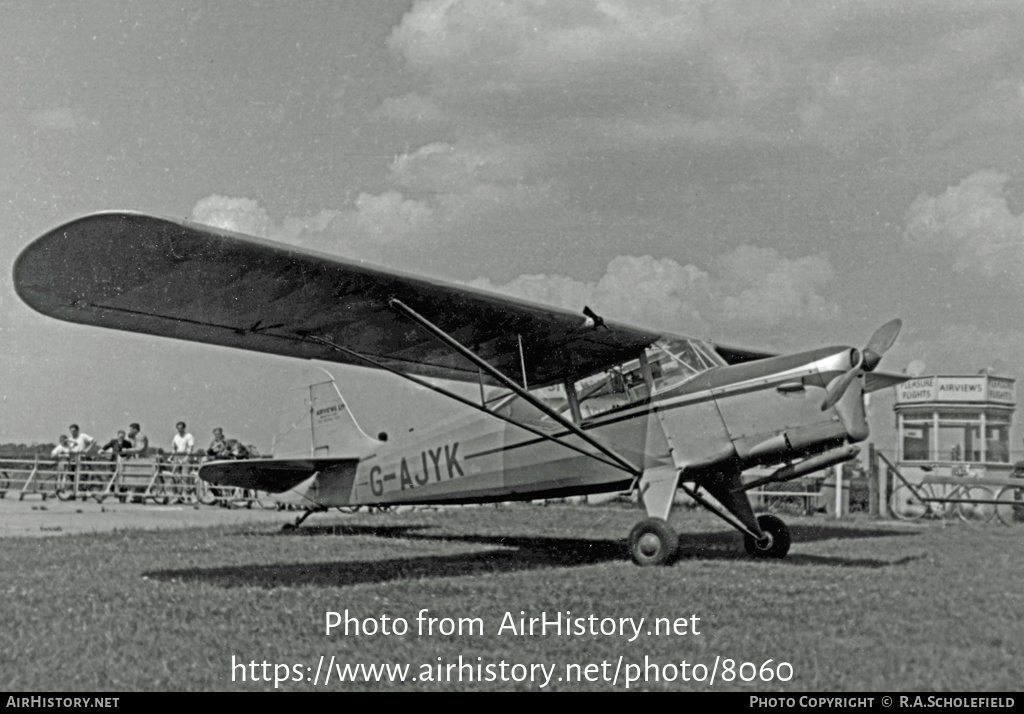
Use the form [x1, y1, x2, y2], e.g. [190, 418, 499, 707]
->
[995, 483, 1024, 526]
[161, 456, 200, 504]
[889, 464, 995, 523]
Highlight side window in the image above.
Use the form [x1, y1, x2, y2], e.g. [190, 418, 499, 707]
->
[647, 338, 723, 393]
[489, 386, 566, 425]
[575, 370, 630, 419]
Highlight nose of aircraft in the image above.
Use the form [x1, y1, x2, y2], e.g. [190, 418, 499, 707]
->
[821, 319, 902, 411]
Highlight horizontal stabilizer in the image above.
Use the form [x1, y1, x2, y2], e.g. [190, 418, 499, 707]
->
[199, 457, 357, 492]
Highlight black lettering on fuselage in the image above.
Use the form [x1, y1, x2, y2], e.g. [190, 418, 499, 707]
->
[399, 458, 414, 490]
[417, 453, 430, 486]
[370, 465, 384, 497]
[373, 442, 463, 495]
[428, 447, 444, 481]
[445, 443, 464, 479]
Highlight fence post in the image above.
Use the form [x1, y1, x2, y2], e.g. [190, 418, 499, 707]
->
[835, 466, 844, 519]
[867, 443, 878, 517]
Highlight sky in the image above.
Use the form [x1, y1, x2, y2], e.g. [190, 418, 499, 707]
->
[3, 0, 1024, 454]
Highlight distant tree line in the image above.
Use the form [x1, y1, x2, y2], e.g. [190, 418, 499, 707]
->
[0, 443, 57, 458]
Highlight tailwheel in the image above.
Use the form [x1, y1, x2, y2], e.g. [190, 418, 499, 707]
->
[628, 518, 679, 567]
[744, 514, 791, 559]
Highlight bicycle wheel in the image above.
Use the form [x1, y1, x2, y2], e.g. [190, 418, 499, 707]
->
[169, 475, 187, 504]
[55, 471, 77, 501]
[149, 474, 170, 505]
[195, 479, 217, 505]
[995, 485, 1024, 526]
[889, 483, 931, 520]
[956, 485, 995, 523]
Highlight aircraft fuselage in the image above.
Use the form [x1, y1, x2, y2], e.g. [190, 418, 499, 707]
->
[280, 344, 868, 510]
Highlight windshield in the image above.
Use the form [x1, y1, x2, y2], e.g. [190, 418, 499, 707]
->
[646, 337, 724, 393]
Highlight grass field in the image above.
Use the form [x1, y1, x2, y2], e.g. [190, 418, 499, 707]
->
[2, 503, 1021, 692]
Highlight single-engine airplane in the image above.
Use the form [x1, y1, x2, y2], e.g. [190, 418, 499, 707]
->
[14, 212, 907, 566]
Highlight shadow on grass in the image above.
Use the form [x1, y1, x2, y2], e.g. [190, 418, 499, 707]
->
[143, 521, 922, 588]
[145, 533, 623, 588]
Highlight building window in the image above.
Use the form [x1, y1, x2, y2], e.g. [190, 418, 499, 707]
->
[902, 423, 931, 461]
[987, 424, 1010, 463]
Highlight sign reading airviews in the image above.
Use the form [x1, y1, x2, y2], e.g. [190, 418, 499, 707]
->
[895, 376, 1016, 404]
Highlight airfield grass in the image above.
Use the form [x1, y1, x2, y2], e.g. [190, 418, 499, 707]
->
[1, 503, 1022, 692]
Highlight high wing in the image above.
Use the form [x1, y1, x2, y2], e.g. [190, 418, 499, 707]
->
[14, 211, 660, 387]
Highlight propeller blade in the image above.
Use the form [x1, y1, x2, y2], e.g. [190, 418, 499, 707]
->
[864, 318, 902, 366]
[821, 364, 860, 411]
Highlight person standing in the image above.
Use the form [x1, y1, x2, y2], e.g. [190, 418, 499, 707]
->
[98, 430, 132, 459]
[207, 427, 228, 458]
[51, 435, 73, 459]
[171, 421, 195, 457]
[125, 423, 149, 458]
[67, 424, 96, 454]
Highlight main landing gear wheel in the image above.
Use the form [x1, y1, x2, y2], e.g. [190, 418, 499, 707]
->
[628, 518, 679, 567]
[744, 514, 791, 559]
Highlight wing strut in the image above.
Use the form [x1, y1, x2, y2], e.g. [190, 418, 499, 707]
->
[301, 335, 636, 475]
[389, 299, 642, 477]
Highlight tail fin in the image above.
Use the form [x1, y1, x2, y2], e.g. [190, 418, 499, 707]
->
[310, 380, 381, 457]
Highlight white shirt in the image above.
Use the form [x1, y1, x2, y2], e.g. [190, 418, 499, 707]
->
[172, 432, 195, 454]
[68, 433, 94, 453]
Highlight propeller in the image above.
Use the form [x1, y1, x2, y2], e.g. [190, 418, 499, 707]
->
[821, 318, 902, 411]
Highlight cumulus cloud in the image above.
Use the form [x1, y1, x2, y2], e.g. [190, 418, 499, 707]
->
[385, 1, 1024, 152]
[904, 170, 1024, 278]
[716, 246, 838, 327]
[471, 247, 837, 335]
[374, 92, 448, 123]
[189, 193, 425, 261]
[191, 195, 275, 237]
[389, 138, 529, 193]
[471, 255, 712, 332]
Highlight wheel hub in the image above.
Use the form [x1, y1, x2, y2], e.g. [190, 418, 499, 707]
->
[638, 533, 662, 557]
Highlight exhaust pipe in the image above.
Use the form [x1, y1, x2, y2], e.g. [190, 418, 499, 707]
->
[737, 444, 860, 492]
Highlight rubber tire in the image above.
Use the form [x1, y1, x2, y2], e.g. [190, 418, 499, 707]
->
[628, 518, 679, 567]
[151, 475, 170, 506]
[889, 484, 929, 521]
[744, 514, 791, 559]
[55, 474, 76, 501]
[995, 485, 1024, 526]
[956, 485, 995, 524]
[196, 481, 217, 506]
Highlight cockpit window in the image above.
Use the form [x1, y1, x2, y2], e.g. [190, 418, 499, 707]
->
[647, 337, 724, 393]
[487, 337, 724, 425]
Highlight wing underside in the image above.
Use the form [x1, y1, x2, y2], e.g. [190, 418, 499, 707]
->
[14, 212, 660, 387]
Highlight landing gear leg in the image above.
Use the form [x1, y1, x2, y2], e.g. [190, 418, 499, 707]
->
[629, 466, 680, 566]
